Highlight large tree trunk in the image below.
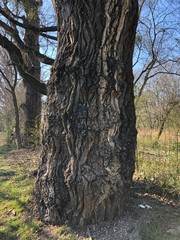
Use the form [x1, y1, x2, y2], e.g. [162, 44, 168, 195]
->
[22, 0, 42, 147]
[36, 0, 138, 225]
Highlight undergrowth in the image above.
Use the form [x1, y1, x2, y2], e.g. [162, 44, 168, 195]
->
[134, 129, 179, 197]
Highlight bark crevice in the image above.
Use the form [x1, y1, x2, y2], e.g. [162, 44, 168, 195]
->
[36, 0, 138, 226]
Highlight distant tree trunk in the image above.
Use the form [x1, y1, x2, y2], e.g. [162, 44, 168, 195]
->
[22, 0, 42, 147]
[36, 0, 138, 225]
[154, 101, 179, 145]
[12, 91, 22, 149]
[0, 64, 22, 149]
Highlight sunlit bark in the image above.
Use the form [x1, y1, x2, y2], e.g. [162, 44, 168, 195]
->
[36, 0, 138, 225]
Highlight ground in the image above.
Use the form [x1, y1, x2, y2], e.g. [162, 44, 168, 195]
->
[0, 133, 179, 240]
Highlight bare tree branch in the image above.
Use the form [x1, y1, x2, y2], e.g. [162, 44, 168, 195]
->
[0, 20, 55, 65]
[134, 0, 180, 96]
[0, 34, 47, 95]
[0, 69, 12, 91]
[0, 6, 57, 34]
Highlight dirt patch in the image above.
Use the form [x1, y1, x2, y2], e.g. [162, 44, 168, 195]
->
[31, 182, 179, 240]
[37, 190, 179, 240]
[72, 189, 179, 240]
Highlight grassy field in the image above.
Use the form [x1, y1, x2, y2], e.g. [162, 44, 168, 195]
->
[0, 131, 179, 240]
[0, 135, 83, 240]
[134, 129, 180, 239]
[134, 129, 179, 197]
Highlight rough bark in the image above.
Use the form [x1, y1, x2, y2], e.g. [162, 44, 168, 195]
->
[36, 0, 138, 225]
[22, 0, 42, 147]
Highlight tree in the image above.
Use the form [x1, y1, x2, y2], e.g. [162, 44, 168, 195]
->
[0, 0, 53, 93]
[152, 76, 180, 143]
[0, 74, 15, 144]
[0, 67, 22, 149]
[20, 0, 42, 146]
[0, 0, 56, 146]
[36, 0, 138, 226]
[135, 75, 180, 142]
[134, 0, 180, 97]
[0, 49, 21, 148]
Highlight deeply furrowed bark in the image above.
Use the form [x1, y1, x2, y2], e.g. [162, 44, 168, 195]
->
[36, 0, 138, 225]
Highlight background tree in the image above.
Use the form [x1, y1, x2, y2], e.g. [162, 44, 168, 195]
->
[134, 0, 180, 97]
[0, 65, 22, 149]
[0, 82, 15, 145]
[0, 49, 22, 148]
[18, 0, 42, 146]
[136, 75, 180, 142]
[0, 0, 56, 146]
[36, 0, 138, 225]
[151, 76, 179, 143]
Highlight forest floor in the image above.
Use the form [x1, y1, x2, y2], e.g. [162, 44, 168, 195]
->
[0, 134, 179, 240]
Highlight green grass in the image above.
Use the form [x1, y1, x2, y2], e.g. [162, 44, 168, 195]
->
[0, 152, 41, 240]
[0, 145, 13, 156]
[140, 214, 180, 240]
[135, 130, 180, 197]
[0, 133, 43, 239]
[0, 135, 88, 240]
[0, 131, 179, 239]
[54, 226, 78, 240]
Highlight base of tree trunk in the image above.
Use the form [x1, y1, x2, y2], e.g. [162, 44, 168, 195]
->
[36, 165, 132, 226]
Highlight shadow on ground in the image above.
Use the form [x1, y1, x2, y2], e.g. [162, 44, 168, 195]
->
[0, 144, 14, 156]
[132, 180, 179, 202]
